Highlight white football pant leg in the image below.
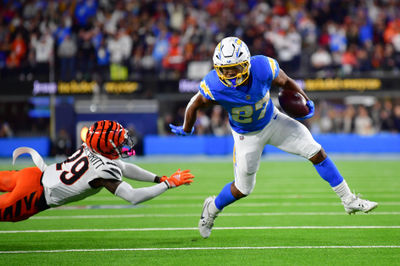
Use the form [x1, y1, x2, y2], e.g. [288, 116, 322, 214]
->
[231, 129, 264, 195]
[267, 108, 321, 159]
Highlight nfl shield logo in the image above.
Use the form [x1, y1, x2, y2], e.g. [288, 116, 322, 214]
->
[240, 135, 244, 140]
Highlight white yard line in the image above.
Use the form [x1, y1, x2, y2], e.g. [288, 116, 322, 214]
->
[30, 211, 400, 220]
[1, 245, 400, 254]
[79, 194, 400, 201]
[53, 201, 400, 209]
[1, 226, 400, 234]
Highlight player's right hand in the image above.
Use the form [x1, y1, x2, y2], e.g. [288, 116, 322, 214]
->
[164, 169, 194, 188]
[169, 124, 194, 136]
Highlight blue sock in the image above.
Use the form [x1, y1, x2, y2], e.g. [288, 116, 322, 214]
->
[314, 156, 344, 187]
[214, 181, 237, 210]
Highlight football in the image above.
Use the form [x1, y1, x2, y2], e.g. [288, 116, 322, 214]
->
[278, 89, 309, 118]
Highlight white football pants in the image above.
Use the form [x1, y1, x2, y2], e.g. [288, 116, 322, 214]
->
[231, 107, 321, 195]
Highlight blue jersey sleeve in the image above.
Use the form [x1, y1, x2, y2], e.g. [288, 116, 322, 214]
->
[267, 56, 280, 80]
[251, 55, 280, 83]
[198, 72, 217, 101]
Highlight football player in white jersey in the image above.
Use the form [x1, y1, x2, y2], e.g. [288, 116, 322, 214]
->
[169, 37, 377, 238]
[0, 120, 194, 222]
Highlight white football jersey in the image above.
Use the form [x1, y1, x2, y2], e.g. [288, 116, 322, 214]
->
[41, 145, 123, 207]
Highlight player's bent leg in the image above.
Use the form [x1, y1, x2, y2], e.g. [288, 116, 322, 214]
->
[268, 110, 378, 214]
[199, 130, 262, 238]
[0, 170, 18, 192]
[0, 167, 49, 222]
[311, 148, 378, 214]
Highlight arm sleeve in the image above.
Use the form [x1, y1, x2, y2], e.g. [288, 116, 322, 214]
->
[116, 160, 158, 182]
[114, 181, 169, 205]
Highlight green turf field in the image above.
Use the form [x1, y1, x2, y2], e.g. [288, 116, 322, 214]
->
[1, 159, 399, 265]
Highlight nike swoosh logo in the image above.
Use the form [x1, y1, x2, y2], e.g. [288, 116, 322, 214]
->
[273, 114, 278, 120]
[200, 204, 208, 219]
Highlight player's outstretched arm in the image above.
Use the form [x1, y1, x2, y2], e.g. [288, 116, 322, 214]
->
[117, 160, 165, 183]
[90, 169, 194, 205]
[169, 92, 214, 136]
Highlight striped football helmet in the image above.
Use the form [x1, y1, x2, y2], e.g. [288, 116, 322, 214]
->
[213, 37, 251, 87]
[85, 120, 135, 159]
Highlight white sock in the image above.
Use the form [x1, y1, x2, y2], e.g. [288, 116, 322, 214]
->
[332, 180, 354, 202]
[208, 199, 221, 216]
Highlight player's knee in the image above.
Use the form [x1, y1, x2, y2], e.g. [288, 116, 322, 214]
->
[234, 178, 255, 196]
[309, 148, 327, 165]
[231, 182, 248, 199]
[237, 185, 254, 196]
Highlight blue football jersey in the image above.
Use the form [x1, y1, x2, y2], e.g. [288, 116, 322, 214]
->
[199, 55, 280, 134]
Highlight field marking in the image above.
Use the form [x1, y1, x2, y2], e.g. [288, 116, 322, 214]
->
[80, 194, 400, 201]
[1, 226, 400, 234]
[31, 211, 400, 220]
[54, 201, 400, 209]
[1, 245, 400, 254]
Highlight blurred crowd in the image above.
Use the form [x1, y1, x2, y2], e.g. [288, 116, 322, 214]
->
[158, 98, 400, 136]
[308, 98, 400, 135]
[1, 0, 400, 82]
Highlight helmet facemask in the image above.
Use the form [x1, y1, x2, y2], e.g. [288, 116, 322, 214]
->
[109, 131, 136, 159]
[214, 61, 250, 87]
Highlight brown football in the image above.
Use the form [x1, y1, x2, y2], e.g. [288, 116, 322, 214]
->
[278, 89, 309, 118]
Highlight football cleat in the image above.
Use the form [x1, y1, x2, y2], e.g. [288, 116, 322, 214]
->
[343, 195, 378, 214]
[198, 196, 219, 238]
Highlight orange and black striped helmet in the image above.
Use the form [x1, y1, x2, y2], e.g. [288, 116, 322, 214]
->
[85, 120, 135, 159]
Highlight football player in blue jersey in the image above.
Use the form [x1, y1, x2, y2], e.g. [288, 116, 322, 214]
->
[169, 37, 378, 238]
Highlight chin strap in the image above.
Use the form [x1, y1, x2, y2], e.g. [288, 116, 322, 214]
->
[12, 147, 47, 172]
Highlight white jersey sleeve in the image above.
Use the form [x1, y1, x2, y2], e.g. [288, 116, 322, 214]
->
[87, 151, 123, 181]
[41, 146, 123, 207]
[114, 159, 157, 182]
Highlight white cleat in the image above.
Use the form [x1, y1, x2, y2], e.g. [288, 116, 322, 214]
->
[343, 195, 378, 214]
[198, 196, 218, 238]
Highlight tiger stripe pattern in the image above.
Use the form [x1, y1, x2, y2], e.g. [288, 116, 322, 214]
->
[86, 120, 126, 159]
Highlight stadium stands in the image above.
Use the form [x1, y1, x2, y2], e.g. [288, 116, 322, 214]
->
[1, 0, 400, 156]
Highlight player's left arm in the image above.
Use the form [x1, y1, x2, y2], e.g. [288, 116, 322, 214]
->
[89, 178, 168, 205]
[116, 160, 165, 183]
[89, 169, 194, 205]
[272, 69, 315, 119]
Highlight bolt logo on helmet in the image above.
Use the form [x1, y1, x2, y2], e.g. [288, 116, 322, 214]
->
[213, 37, 251, 87]
[85, 120, 135, 159]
